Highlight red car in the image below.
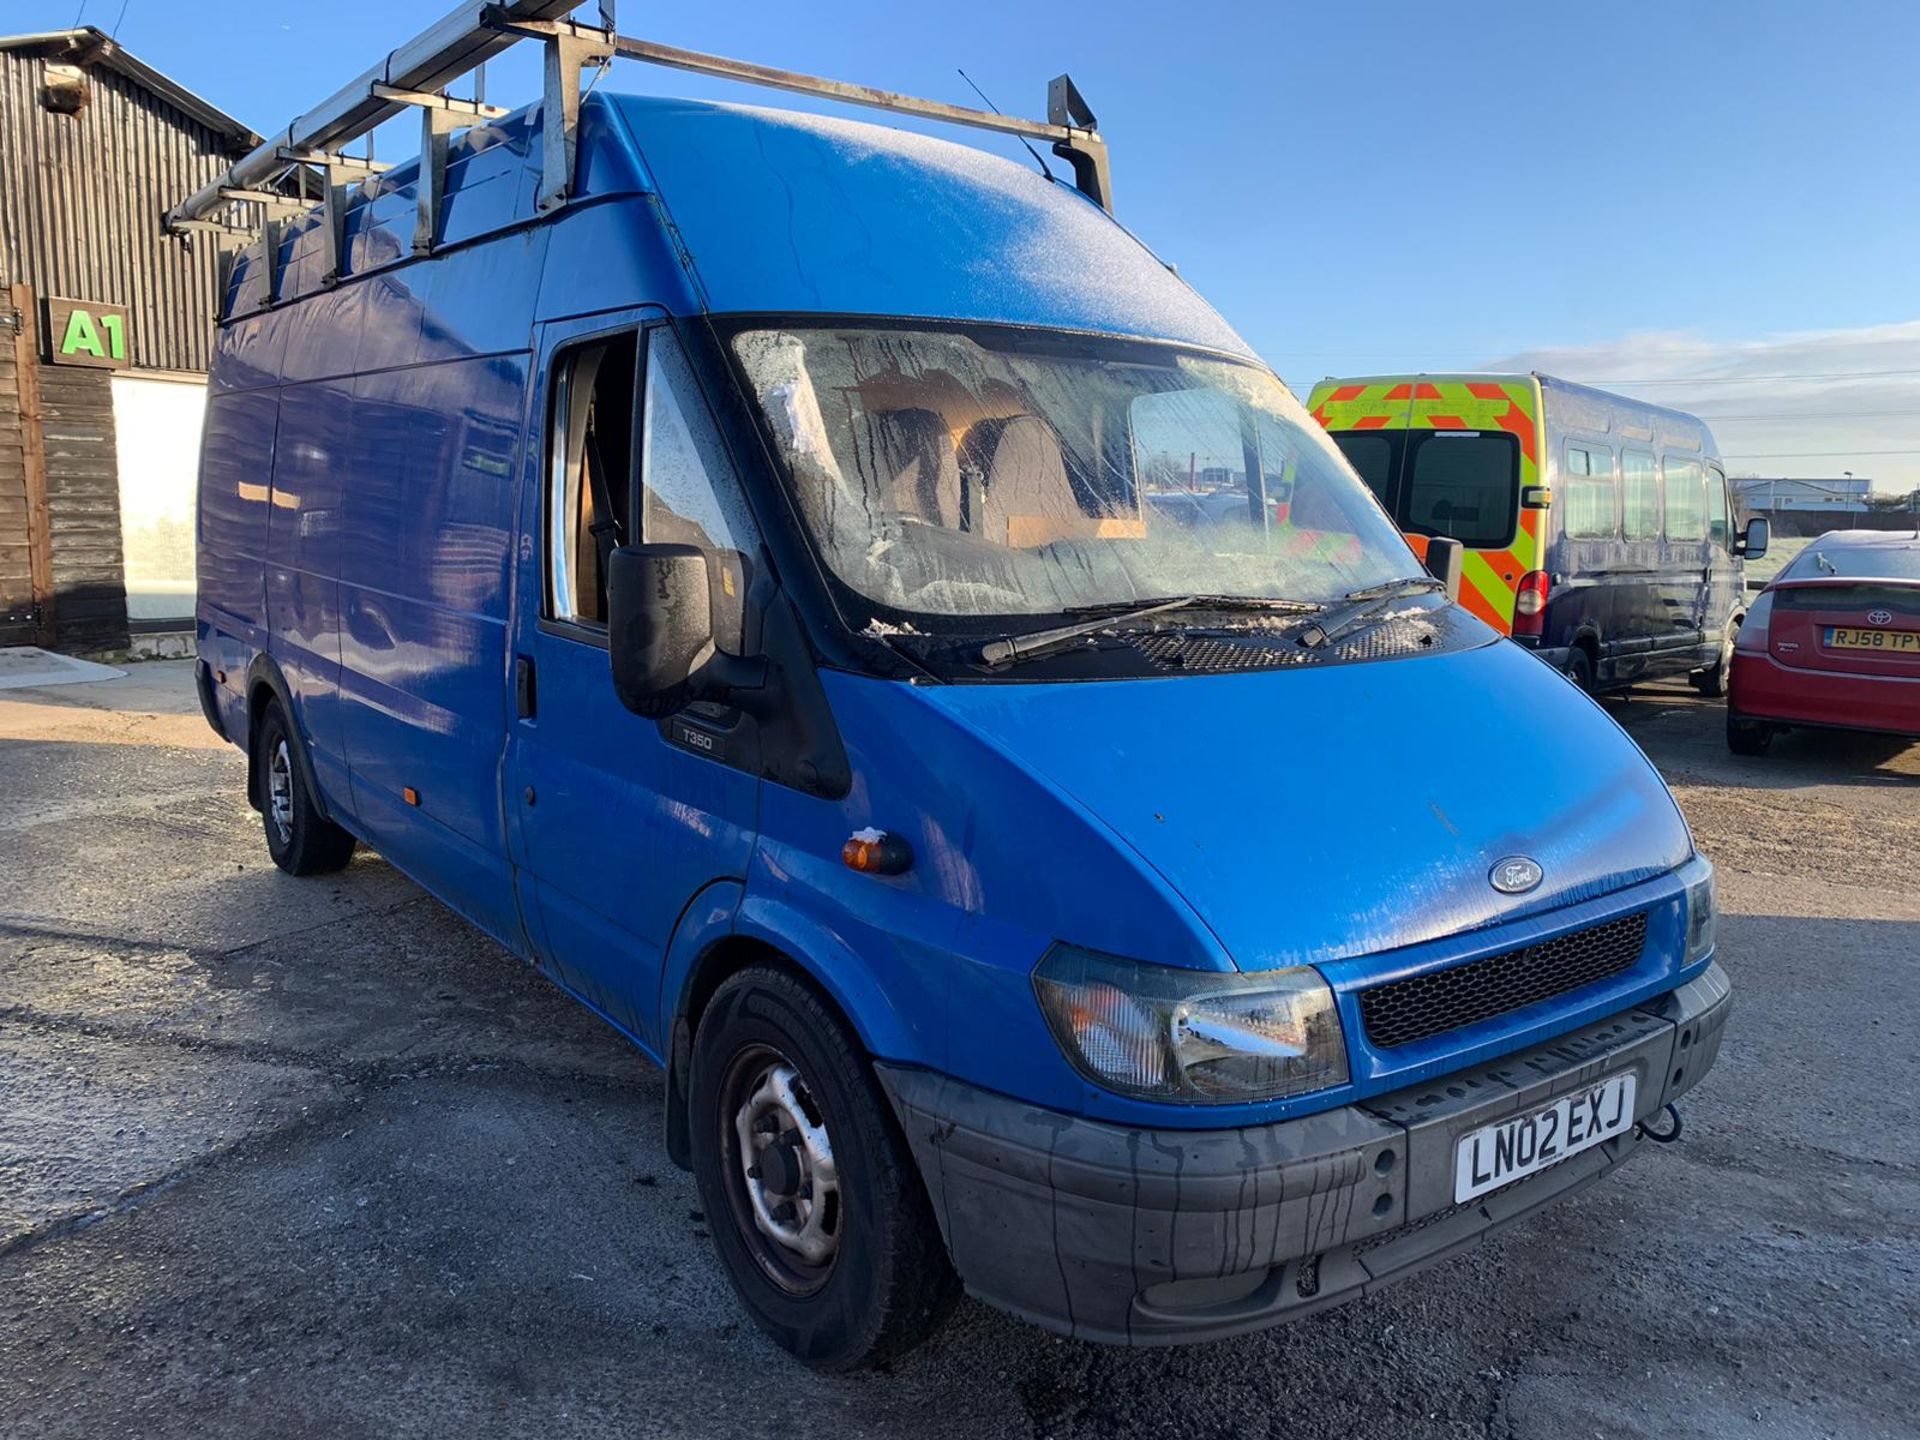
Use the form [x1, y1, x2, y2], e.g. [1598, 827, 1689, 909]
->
[1727, 528, 1920, 754]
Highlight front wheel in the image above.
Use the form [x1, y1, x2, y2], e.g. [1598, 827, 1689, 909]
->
[1727, 708, 1774, 756]
[688, 967, 957, 1370]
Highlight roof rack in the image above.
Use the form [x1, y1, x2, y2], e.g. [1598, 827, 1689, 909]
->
[165, 0, 1112, 294]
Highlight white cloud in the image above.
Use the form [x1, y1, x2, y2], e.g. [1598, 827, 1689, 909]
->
[1480, 320, 1920, 491]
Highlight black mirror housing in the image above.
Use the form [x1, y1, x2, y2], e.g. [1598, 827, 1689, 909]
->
[608, 544, 739, 718]
[1738, 516, 1770, 560]
[1423, 535, 1464, 602]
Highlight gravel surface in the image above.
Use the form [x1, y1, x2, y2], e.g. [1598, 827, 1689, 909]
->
[1, 662, 1914, 1439]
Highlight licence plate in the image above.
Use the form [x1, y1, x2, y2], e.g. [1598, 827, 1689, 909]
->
[1453, 1073, 1637, 1204]
[1827, 626, 1920, 654]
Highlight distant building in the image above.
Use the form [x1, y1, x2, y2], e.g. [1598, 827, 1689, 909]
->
[1730, 477, 1875, 514]
[0, 27, 289, 651]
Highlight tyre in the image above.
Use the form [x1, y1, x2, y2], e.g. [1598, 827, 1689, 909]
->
[688, 966, 957, 1369]
[1690, 625, 1735, 698]
[1565, 645, 1596, 693]
[1726, 707, 1774, 756]
[255, 700, 357, 875]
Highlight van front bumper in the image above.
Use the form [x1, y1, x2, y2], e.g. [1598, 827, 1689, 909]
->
[877, 962, 1730, 1346]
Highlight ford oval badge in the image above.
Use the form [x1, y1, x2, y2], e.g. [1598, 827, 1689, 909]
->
[1490, 856, 1544, 895]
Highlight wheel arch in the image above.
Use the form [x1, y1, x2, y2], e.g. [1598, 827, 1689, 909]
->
[658, 884, 913, 1170]
[241, 654, 333, 823]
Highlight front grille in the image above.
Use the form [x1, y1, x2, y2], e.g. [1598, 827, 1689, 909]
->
[1358, 912, 1649, 1049]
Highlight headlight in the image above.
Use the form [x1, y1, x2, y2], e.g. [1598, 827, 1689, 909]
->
[1033, 945, 1348, 1103]
[1683, 858, 1717, 967]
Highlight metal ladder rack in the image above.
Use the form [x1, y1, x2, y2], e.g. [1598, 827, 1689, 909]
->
[165, 0, 1112, 309]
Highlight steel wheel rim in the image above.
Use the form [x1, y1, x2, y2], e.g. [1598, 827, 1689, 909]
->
[721, 1044, 842, 1293]
[267, 737, 294, 844]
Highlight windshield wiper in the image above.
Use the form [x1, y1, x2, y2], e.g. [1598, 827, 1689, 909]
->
[980, 595, 1320, 669]
[1297, 576, 1447, 650]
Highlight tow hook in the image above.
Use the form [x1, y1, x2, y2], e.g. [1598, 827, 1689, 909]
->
[1636, 1102, 1683, 1145]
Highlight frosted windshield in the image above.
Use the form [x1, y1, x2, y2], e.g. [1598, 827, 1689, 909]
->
[732, 327, 1415, 620]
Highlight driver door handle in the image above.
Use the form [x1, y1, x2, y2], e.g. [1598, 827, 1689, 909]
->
[514, 654, 537, 720]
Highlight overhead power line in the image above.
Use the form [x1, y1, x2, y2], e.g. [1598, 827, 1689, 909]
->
[1695, 409, 1920, 421]
[1286, 367, 1920, 388]
[1721, 448, 1920, 459]
[1575, 369, 1920, 387]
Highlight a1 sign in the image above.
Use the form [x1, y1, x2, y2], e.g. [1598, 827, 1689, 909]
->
[45, 298, 130, 370]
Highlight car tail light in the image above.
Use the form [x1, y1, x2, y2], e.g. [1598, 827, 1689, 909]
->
[1734, 591, 1774, 652]
[1512, 571, 1550, 637]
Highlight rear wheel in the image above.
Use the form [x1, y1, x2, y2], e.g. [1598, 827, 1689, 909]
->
[1726, 707, 1774, 756]
[1565, 645, 1596, 693]
[1691, 624, 1735, 698]
[255, 700, 357, 874]
[688, 966, 956, 1370]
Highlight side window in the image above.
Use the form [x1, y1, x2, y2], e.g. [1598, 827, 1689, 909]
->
[1663, 457, 1705, 541]
[1562, 442, 1617, 540]
[546, 332, 637, 627]
[1706, 466, 1731, 550]
[640, 328, 761, 651]
[1622, 450, 1660, 541]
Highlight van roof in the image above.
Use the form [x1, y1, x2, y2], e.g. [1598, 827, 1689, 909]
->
[1310, 371, 1717, 453]
[601, 95, 1251, 354]
[225, 89, 1254, 359]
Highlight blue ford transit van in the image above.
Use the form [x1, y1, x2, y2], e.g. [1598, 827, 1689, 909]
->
[192, 74, 1729, 1368]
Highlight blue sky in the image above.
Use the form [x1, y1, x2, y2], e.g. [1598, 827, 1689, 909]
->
[29, 0, 1920, 484]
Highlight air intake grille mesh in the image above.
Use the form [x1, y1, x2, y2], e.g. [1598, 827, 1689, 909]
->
[1359, 912, 1650, 1049]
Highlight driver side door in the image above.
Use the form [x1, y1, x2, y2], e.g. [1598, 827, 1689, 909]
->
[505, 313, 762, 1054]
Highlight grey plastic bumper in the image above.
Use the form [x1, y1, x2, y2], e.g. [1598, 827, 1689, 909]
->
[877, 962, 1730, 1346]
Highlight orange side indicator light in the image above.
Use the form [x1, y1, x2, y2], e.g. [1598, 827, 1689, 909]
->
[402, 787, 420, 806]
[842, 827, 912, 876]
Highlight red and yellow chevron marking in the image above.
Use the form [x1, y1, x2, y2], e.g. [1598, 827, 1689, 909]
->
[1307, 376, 1543, 634]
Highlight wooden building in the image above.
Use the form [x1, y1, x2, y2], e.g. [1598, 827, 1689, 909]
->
[1, 26, 267, 651]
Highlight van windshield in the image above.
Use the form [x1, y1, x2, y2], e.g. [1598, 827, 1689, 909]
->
[730, 325, 1415, 623]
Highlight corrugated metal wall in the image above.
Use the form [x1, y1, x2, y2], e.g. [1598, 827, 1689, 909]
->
[0, 49, 240, 374]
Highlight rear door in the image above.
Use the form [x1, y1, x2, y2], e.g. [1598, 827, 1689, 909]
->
[504, 312, 761, 1054]
[1399, 426, 1525, 628]
[1313, 378, 1541, 632]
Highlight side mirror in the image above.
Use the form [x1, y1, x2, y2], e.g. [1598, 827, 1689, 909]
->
[1423, 536, 1464, 602]
[607, 544, 765, 718]
[1737, 516, 1770, 559]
